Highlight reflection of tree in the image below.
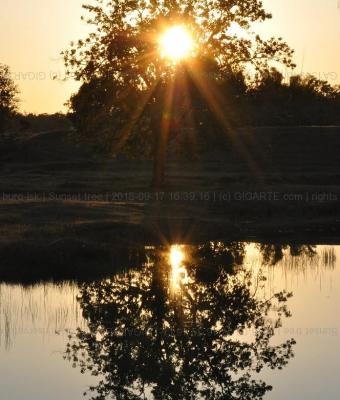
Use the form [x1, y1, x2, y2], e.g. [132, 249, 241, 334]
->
[258, 243, 316, 265]
[190, 241, 246, 283]
[65, 243, 295, 400]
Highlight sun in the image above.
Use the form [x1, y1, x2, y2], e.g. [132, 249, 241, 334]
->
[159, 25, 194, 62]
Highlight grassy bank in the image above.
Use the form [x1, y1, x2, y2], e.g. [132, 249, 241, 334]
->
[1, 126, 340, 252]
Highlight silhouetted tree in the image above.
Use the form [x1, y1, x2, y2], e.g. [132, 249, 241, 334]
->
[65, 243, 295, 400]
[190, 241, 246, 283]
[64, 0, 294, 186]
[0, 64, 19, 133]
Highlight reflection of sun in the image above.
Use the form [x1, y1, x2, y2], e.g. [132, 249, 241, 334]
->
[159, 25, 194, 62]
[170, 245, 184, 268]
[169, 245, 188, 292]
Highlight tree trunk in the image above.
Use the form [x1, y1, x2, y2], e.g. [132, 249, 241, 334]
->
[152, 128, 169, 189]
[151, 79, 174, 189]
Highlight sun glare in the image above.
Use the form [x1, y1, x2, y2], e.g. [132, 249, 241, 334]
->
[159, 25, 194, 62]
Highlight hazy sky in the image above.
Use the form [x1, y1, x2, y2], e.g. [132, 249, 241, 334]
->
[1, 0, 340, 114]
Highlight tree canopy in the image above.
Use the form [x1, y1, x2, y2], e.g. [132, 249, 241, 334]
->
[64, 0, 294, 84]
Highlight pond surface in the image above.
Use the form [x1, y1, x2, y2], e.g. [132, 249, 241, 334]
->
[0, 243, 339, 400]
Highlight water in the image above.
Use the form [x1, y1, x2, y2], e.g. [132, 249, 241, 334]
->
[0, 243, 339, 400]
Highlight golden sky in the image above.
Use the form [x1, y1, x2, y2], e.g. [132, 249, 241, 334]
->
[1, 0, 340, 114]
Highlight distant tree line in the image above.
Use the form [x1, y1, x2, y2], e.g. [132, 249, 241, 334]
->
[241, 68, 340, 126]
[2, 61, 340, 141]
[0, 63, 72, 136]
[15, 112, 73, 133]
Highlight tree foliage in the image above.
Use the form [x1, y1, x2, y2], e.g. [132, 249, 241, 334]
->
[0, 64, 19, 133]
[64, 0, 294, 82]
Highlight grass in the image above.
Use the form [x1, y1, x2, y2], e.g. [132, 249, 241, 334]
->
[1, 125, 340, 282]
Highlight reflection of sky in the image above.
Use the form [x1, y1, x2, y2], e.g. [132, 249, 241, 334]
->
[0, 244, 339, 400]
[244, 244, 340, 400]
[0, 282, 86, 350]
[0, 282, 95, 400]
